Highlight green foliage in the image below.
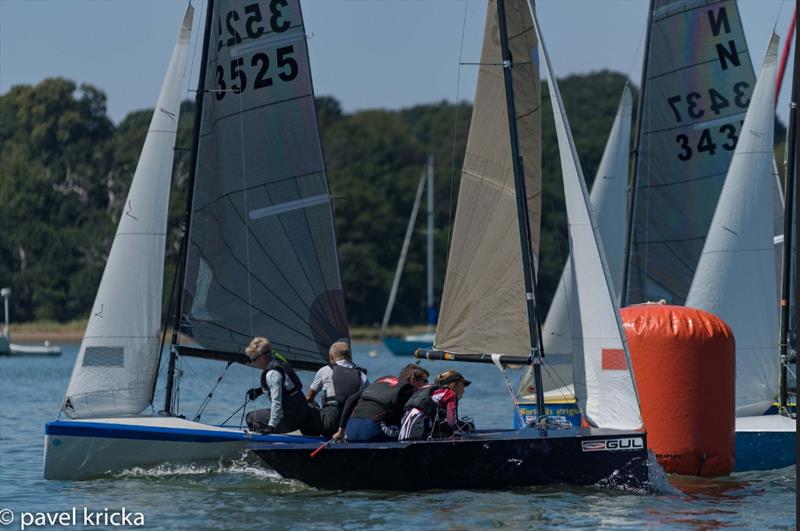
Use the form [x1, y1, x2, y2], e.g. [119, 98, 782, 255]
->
[11, 71, 780, 331]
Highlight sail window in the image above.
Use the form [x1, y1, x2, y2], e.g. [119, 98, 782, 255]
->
[82, 347, 124, 367]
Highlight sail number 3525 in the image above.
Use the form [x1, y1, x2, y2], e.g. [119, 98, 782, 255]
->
[214, 0, 297, 101]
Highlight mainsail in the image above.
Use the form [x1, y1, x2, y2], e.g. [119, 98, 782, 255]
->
[63, 7, 193, 418]
[435, 0, 540, 357]
[531, 5, 642, 430]
[685, 35, 780, 417]
[181, 0, 348, 369]
[624, 0, 757, 305]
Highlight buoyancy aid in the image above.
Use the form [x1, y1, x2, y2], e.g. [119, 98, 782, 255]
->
[261, 353, 307, 420]
[403, 384, 441, 417]
[323, 364, 366, 407]
[353, 375, 413, 423]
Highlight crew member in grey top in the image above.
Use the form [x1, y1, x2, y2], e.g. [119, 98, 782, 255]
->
[244, 337, 320, 435]
[306, 341, 369, 436]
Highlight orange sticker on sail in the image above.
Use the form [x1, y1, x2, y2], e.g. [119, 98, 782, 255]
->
[601, 349, 627, 370]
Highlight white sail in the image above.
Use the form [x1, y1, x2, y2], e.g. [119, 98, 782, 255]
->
[685, 35, 780, 417]
[536, 86, 633, 394]
[62, 7, 193, 418]
[435, 0, 540, 357]
[530, 4, 642, 430]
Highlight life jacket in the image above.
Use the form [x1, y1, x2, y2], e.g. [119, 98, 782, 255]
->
[323, 363, 366, 408]
[261, 353, 307, 419]
[353, 375, 414, 423]
[404, 384, 442, 417]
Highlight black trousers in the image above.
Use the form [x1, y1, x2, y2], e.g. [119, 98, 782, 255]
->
[320, 405, 342, 437]
[246, 405, 324, 436]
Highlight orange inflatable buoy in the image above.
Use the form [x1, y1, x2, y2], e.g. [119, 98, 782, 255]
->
[621, 303, 735, 477]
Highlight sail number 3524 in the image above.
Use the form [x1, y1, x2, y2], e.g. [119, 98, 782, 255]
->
[214, 0, 297, 101]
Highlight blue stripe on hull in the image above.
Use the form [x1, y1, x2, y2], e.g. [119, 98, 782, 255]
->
[45, 421, 321, 444]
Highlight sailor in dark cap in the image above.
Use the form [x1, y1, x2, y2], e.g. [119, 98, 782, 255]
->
[399, 370, 474, 440]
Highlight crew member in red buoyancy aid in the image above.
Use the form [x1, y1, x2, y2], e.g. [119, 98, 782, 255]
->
[332, 364, 430, 442]
[305, 341, 369, 437]
[243, 337, 320, 435]
[398, 370, 473, 441]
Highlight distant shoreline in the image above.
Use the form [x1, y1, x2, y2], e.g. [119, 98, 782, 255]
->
[7, 321, 430, 345]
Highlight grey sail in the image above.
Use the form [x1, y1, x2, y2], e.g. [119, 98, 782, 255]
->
[625, 0, 757, 305]
[181, 0, 348, 369]
[435, 0, 540, 356]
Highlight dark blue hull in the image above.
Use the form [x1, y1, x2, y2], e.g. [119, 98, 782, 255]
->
[252, 427, 649, 491]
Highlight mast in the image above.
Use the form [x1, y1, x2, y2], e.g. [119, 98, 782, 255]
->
[497, 0, 545, 417]
[380, 171, 426, 334]
[164, 0, 215, 414]
[426, 155, 435, 329]
[620, 0, 654, 307]
[778, 33, 797, 412]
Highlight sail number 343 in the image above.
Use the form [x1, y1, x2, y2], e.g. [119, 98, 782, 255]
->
[215, 0, 297, 101]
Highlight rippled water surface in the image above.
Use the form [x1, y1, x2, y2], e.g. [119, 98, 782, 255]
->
[0, 343, 795, 529]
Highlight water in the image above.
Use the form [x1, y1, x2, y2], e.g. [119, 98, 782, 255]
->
[0, 343, 795, 529]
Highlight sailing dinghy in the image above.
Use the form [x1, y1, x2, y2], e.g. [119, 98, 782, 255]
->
[518, 0, 796, 472]
[253, 0, 649, 491]
[44, 0, 345, 479]
[685, 34, 796, 471]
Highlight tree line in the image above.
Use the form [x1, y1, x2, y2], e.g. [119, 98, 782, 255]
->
[0, 72, 785, 328]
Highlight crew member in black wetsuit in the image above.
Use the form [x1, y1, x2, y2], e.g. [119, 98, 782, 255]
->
[306, 341, 369, 437]
[243, 337, 319, 435]
[332, 364, 430, 442]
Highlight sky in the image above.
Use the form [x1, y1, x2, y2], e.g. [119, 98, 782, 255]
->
[0, 0, 795, 124]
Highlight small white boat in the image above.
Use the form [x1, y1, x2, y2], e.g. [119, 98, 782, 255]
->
[0, 290, 61, 356]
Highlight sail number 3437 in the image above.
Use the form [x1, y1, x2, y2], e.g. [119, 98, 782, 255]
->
[666, 82, 751, 161]
[214, 0, 297, 101]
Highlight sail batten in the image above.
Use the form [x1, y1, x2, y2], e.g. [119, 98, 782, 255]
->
[181, 0, 348, 368]
[62, 6, 194, 419]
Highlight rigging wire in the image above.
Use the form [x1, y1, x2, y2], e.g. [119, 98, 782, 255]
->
[192, 361, 234, 421]
[155, 0, 208, 412]
[445, 0, 471, 262]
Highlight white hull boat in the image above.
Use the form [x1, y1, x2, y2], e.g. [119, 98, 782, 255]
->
[43, 416, 316, 480]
